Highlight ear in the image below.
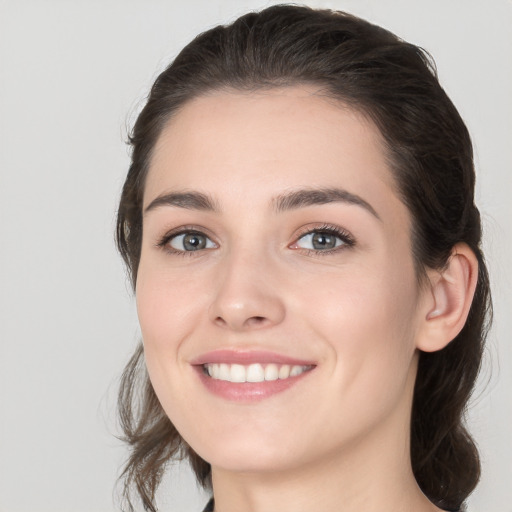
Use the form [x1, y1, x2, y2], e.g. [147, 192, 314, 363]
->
[416, 243, 479, 353]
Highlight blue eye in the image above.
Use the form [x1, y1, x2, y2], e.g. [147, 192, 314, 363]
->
[294, 228, 354, 251]
[168, 232, 216, 252]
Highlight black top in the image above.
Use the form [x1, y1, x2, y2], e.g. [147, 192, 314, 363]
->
[201, 497, 461, 511]
[202, 498, 214, 512]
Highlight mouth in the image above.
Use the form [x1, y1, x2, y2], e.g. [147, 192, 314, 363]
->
[192, 350, 316, 401]
[203, 362, 314, 383]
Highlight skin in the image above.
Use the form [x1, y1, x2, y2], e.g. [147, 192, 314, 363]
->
[136, 86, 450, 512]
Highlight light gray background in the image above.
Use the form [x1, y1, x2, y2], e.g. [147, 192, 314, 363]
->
[0, 1, 510, 511]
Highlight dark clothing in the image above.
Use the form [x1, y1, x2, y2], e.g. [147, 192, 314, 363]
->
[202, 497, 462, 511]
[202, 498, 214, 512]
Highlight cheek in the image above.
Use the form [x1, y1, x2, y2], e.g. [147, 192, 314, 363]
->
[302, 256, 418, 336]
[135, 268, 197, 401]
[301, 260, 420, 387]
[136, 263, 204, 346]
[304, 279, 419, 443]
[135, 268, 200, 414]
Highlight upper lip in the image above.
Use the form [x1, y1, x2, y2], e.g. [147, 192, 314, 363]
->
[190, 349, 316, 366]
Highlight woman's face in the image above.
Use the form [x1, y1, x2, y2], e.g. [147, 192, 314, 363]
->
[137, 87, 429, 474]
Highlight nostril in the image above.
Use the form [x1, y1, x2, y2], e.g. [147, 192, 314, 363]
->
[213, 315, 269, 329]
[246, 316, 267, 326]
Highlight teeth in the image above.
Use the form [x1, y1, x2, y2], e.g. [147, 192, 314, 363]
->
[246, 363, 265, 382]
[218, 363, 230, 381]
[204, 363, 310, 383]
[290, 365, 303, 377]
[210, 364, 220, 379]
[231, 364, 246, 383]
[279, 364, 291, 379]
[264, 363, 279, 381]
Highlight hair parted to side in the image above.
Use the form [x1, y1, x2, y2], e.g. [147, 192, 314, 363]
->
[115, 5, 492, 512]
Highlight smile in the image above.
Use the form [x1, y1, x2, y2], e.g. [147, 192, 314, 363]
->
[192, 350, 316, 401]
[203, 363, 313, 383]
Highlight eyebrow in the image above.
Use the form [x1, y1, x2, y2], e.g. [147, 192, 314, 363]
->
[144, 187, 380, 220]
[144, 191, 218, 214]
[272, 187, 381, 220]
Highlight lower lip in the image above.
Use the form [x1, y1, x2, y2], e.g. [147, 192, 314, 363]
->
[194, 366, 314, 402]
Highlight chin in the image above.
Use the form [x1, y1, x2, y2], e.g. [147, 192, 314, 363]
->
[189, 428, 304, 474]
[207, 449, 301, 475]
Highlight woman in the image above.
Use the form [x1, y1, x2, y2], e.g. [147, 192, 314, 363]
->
[115, 5, 491, 512]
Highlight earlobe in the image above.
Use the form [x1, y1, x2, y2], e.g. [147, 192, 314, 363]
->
[416, 243, 479, 353]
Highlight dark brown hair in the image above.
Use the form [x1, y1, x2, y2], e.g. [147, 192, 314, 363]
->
[116, 5, 492, 511]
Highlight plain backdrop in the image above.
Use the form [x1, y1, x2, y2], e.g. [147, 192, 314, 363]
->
[0, 1, 510, 511]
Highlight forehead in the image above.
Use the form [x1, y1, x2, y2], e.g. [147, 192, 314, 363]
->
[145, 86, 404, 221]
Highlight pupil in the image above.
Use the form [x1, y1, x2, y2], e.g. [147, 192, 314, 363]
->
[312, 232, 335, 250]
[183, 234, 206, 251]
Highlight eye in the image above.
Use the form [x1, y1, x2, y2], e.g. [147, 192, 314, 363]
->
[166, 231, 216, 252]
[291, 226, 354, 252]
[296, 231, 342, 250]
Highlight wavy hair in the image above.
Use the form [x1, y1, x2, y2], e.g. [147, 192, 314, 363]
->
[115, 5, 492, 511]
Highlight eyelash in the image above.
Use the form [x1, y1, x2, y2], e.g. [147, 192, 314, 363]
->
[156, 223, 356, 256]
[291, 224, 356, 255]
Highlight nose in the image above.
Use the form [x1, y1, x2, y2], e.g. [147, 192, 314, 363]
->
[208, 250, 286, 331]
